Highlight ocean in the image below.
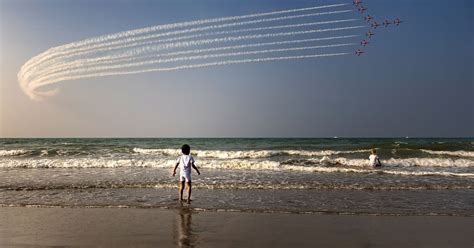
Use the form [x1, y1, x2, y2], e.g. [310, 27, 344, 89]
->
[1, 138, 473, 216]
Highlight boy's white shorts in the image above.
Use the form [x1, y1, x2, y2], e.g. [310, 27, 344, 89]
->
[179, 171, 191, 183]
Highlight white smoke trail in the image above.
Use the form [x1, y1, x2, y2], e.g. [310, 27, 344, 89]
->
[30, 20, 358, 78]
[31, 43, 355, 84]
[48, 3, 349, 50]
[21, 9, 354, 75]
[23, 25, 364, 83]
[33, 35, 360, 78]
[61, 11, 355, 58]
[26, 52, 348, 100]
[18, 4, 362, 101]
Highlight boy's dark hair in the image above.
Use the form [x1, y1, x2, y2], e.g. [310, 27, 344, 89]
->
[181, 144, 191, 155]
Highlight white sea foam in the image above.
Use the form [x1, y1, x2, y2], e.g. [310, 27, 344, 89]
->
[1, 156, 473, 177]
[0, 158, 174, 169]
[0, 149, 29, 157]
[318, 156, 474, 168]
[283, 165, 474, 177]
[132, 148, 369, 158]
[421, 149, 474, 158]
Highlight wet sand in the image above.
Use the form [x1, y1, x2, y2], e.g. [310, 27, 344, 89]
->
[1, 207, 473, 248]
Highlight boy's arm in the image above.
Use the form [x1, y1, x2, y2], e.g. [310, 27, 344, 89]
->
[172, 163, 179, 176]
[192, 162, 200, 175]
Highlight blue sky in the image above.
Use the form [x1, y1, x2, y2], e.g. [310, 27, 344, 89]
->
[0, 0, 472, 137]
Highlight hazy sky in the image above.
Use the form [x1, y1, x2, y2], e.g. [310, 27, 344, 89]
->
[0, 0, 473, 138]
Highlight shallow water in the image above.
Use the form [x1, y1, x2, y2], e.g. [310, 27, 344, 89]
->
[1, 138, 473, 215]
[2, 188, 473, 216]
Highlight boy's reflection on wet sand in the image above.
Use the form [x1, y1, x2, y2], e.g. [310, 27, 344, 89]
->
[174, 203, 197, 247]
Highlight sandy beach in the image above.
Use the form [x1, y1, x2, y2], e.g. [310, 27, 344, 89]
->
[1, 206, 473, 247]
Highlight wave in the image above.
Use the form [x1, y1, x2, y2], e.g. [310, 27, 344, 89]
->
[2, 147, 472, 160]
[0, 148, 129, 158]
[1, 157, 473, 177]
[0, 149, 29, 157]
[421, 149, 474, 158]
[282, 164, 474, 177]
[132, 148, 369, 158]
[317, 156, 474, 168]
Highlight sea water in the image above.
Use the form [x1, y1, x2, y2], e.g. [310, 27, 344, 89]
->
[1, 138, 473, 215]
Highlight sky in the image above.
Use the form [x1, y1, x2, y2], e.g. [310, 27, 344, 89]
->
[0, 0, 473, 138]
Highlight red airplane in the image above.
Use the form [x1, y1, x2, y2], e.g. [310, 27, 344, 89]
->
[353, 0, 363, 6]
[365, 15, 374, 22]
[358, 6, 368, 13]
[371, 22, 381, 29]
[355, 49, 365, 56]
[360, 40, 369, 46]
[394, 18, 403, 26]
[383, 20, 392, 27]
[366, 31, 375, 38]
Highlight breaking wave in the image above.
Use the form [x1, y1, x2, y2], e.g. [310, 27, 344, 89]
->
[0, 149, 29, 157]
[132, 147, 369, 158]
[421, 149, 474, 158]
[1, 157, 472, 177]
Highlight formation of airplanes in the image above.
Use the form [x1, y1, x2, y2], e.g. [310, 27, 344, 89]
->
[352, 0, 403, 56]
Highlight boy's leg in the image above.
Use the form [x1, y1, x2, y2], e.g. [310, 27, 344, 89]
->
[179, 180, 185, 201]
[186, 182, 192, 204]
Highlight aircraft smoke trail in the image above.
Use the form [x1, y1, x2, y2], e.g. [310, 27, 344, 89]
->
[21, 9, 353, 75]
[24, 53, 353, 101]
[23, 25, 365, 84]
[62, 10, 354, 57]
[27, 52, 348, 95]
[27, 19, 357, 75]
[43, 3, 349, 51]
[28, 25, 363, 81]
[31, 43, 355, 84]
[18, 4, 362, 101]
[34, 35, 360, 77]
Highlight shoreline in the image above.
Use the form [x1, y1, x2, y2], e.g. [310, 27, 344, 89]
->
[1, 206, 473, 247]
[1, 204, 473, 217]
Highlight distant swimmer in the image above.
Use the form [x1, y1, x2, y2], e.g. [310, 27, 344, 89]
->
[369, 148, 382, 168]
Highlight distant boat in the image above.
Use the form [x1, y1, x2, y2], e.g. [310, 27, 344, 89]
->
[405, 136, 410, 139]
[333, 136, 339, 139]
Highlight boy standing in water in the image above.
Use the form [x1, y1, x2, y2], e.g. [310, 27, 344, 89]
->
[173, 144, 200, 204]
[369, 148, 382, 168]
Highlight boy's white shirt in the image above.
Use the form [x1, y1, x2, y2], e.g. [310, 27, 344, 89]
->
[177, 155, 194, 174]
